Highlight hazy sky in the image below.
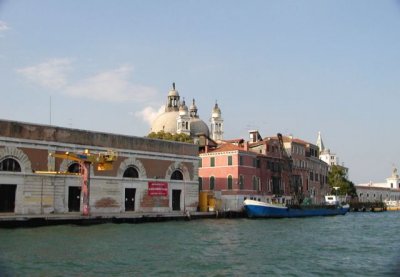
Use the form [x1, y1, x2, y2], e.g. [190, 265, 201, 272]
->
[1, 1, 399, 184]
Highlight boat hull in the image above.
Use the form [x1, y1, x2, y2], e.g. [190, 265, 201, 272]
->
[244, 200, 349, 218]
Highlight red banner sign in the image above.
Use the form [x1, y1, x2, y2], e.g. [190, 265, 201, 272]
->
[148, 181, 168, 196]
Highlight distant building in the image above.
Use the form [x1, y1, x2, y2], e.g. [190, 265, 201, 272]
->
[273, 134, 330, 203]
[355, 168, 400, 204]
[316, 131, 348, 177]
[150, 83, 224, 142]
[0, 119, 199, 215]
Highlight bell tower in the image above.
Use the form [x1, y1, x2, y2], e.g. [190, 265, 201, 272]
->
[210, 101, 224, 141]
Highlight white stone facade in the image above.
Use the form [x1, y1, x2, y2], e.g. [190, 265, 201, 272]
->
[0, 120, 200, 215]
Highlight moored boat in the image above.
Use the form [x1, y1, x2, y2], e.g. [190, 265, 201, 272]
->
[384, 200, 400, 211]
[243, 195, 350, 218]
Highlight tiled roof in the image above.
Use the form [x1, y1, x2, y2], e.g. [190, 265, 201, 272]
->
[265, 135, 309, 145]
[208, 143, 249, 153]
[221, 138, 244, 144]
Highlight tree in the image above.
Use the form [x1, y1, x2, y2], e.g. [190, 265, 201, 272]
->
[327, 165, 357, 197]
[147, 131, 193, 143]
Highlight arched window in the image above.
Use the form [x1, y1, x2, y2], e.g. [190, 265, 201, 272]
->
[123, 166, 139, 178]
[0, 158, 21, 172]
[67, 163, 81, 173]
[199, 177, 203, 191]
[227, 175, 233, 190]
[171, 170, 183, 180]
[210, 176, 215, 190]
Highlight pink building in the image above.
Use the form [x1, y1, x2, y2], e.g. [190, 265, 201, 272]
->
[199, 139, 291, 211]
[199, 132, 330, 211]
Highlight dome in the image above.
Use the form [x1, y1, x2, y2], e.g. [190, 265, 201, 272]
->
[179, 100, 188, 116]
[190, 118, 209, 136]
[190, 101, 197, 111]
[168, 82, 179, 97]
[151, 111, 179, 134]
[168, 89, 179, 97]
[212, 102, 221, 118]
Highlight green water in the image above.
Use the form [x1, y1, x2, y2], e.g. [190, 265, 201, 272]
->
[0, 212, 399, 276]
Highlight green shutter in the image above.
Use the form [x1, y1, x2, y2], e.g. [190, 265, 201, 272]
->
[228, 175, 233, 190]
[228, 156, 232, 166]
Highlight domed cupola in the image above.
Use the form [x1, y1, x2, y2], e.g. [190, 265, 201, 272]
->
[179, 98, 189, 116]
[166, 82, 180, 112]
[190, 99, 198, 118]
[212, 101, 221, 118]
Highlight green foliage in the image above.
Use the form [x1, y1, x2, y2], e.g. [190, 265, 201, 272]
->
[147, 131, 193, 143]
[327, 165, 357, 197]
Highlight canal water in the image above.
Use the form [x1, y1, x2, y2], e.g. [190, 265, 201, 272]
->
[0, 212, 399, 276]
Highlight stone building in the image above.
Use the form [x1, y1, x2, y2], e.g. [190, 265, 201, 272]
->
[0, 119, 200, 215]
[150, 83, 224, 142]
[356, 168, 400, 204]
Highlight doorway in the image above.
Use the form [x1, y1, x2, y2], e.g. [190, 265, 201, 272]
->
[172, 189, 181, 211]
[125, 188, 136, 211]
[68, 186, 81, 212]
[0, 184, 16, 213]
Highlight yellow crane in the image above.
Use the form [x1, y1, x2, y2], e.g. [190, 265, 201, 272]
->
[49, 149, 117, 216]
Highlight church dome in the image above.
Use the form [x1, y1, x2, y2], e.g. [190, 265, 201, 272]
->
[190, 118, 209, 136]
[150, 83, 210, 138]
[151, 111, 179, 134]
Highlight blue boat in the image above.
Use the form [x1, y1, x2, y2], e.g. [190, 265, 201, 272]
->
[243, 196, 350, 218]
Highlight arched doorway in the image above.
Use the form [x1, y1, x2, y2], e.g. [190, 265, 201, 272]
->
[123, 166, 139, 211]
[0, 158, 20, 212]
[171, 170, 183, 211]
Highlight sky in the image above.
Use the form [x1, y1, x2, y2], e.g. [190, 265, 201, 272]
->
[1, 0, 400, 184]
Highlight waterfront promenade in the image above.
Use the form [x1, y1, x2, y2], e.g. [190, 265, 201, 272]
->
[0, 211, 231, 228]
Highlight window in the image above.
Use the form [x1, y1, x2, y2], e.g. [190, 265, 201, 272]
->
[227, 175, 233, 190]
[310, 172, 314, 181]
[253, 159, 257, 168]
[123, 166, 139, 178]
[210, 176, 215, 190]
[67, 163, 81, 173]
[0, 158, 21, 172]
[199, 158, 202, 168]
[239, 175, 244, 190]
[171, 170, 183, 180]
[210, 157, 215, 167]
[228, 156, 233, 166]
[239, 156, 244, 166]
[252, 176, 258, 191]
[199, 177, 203, 191]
